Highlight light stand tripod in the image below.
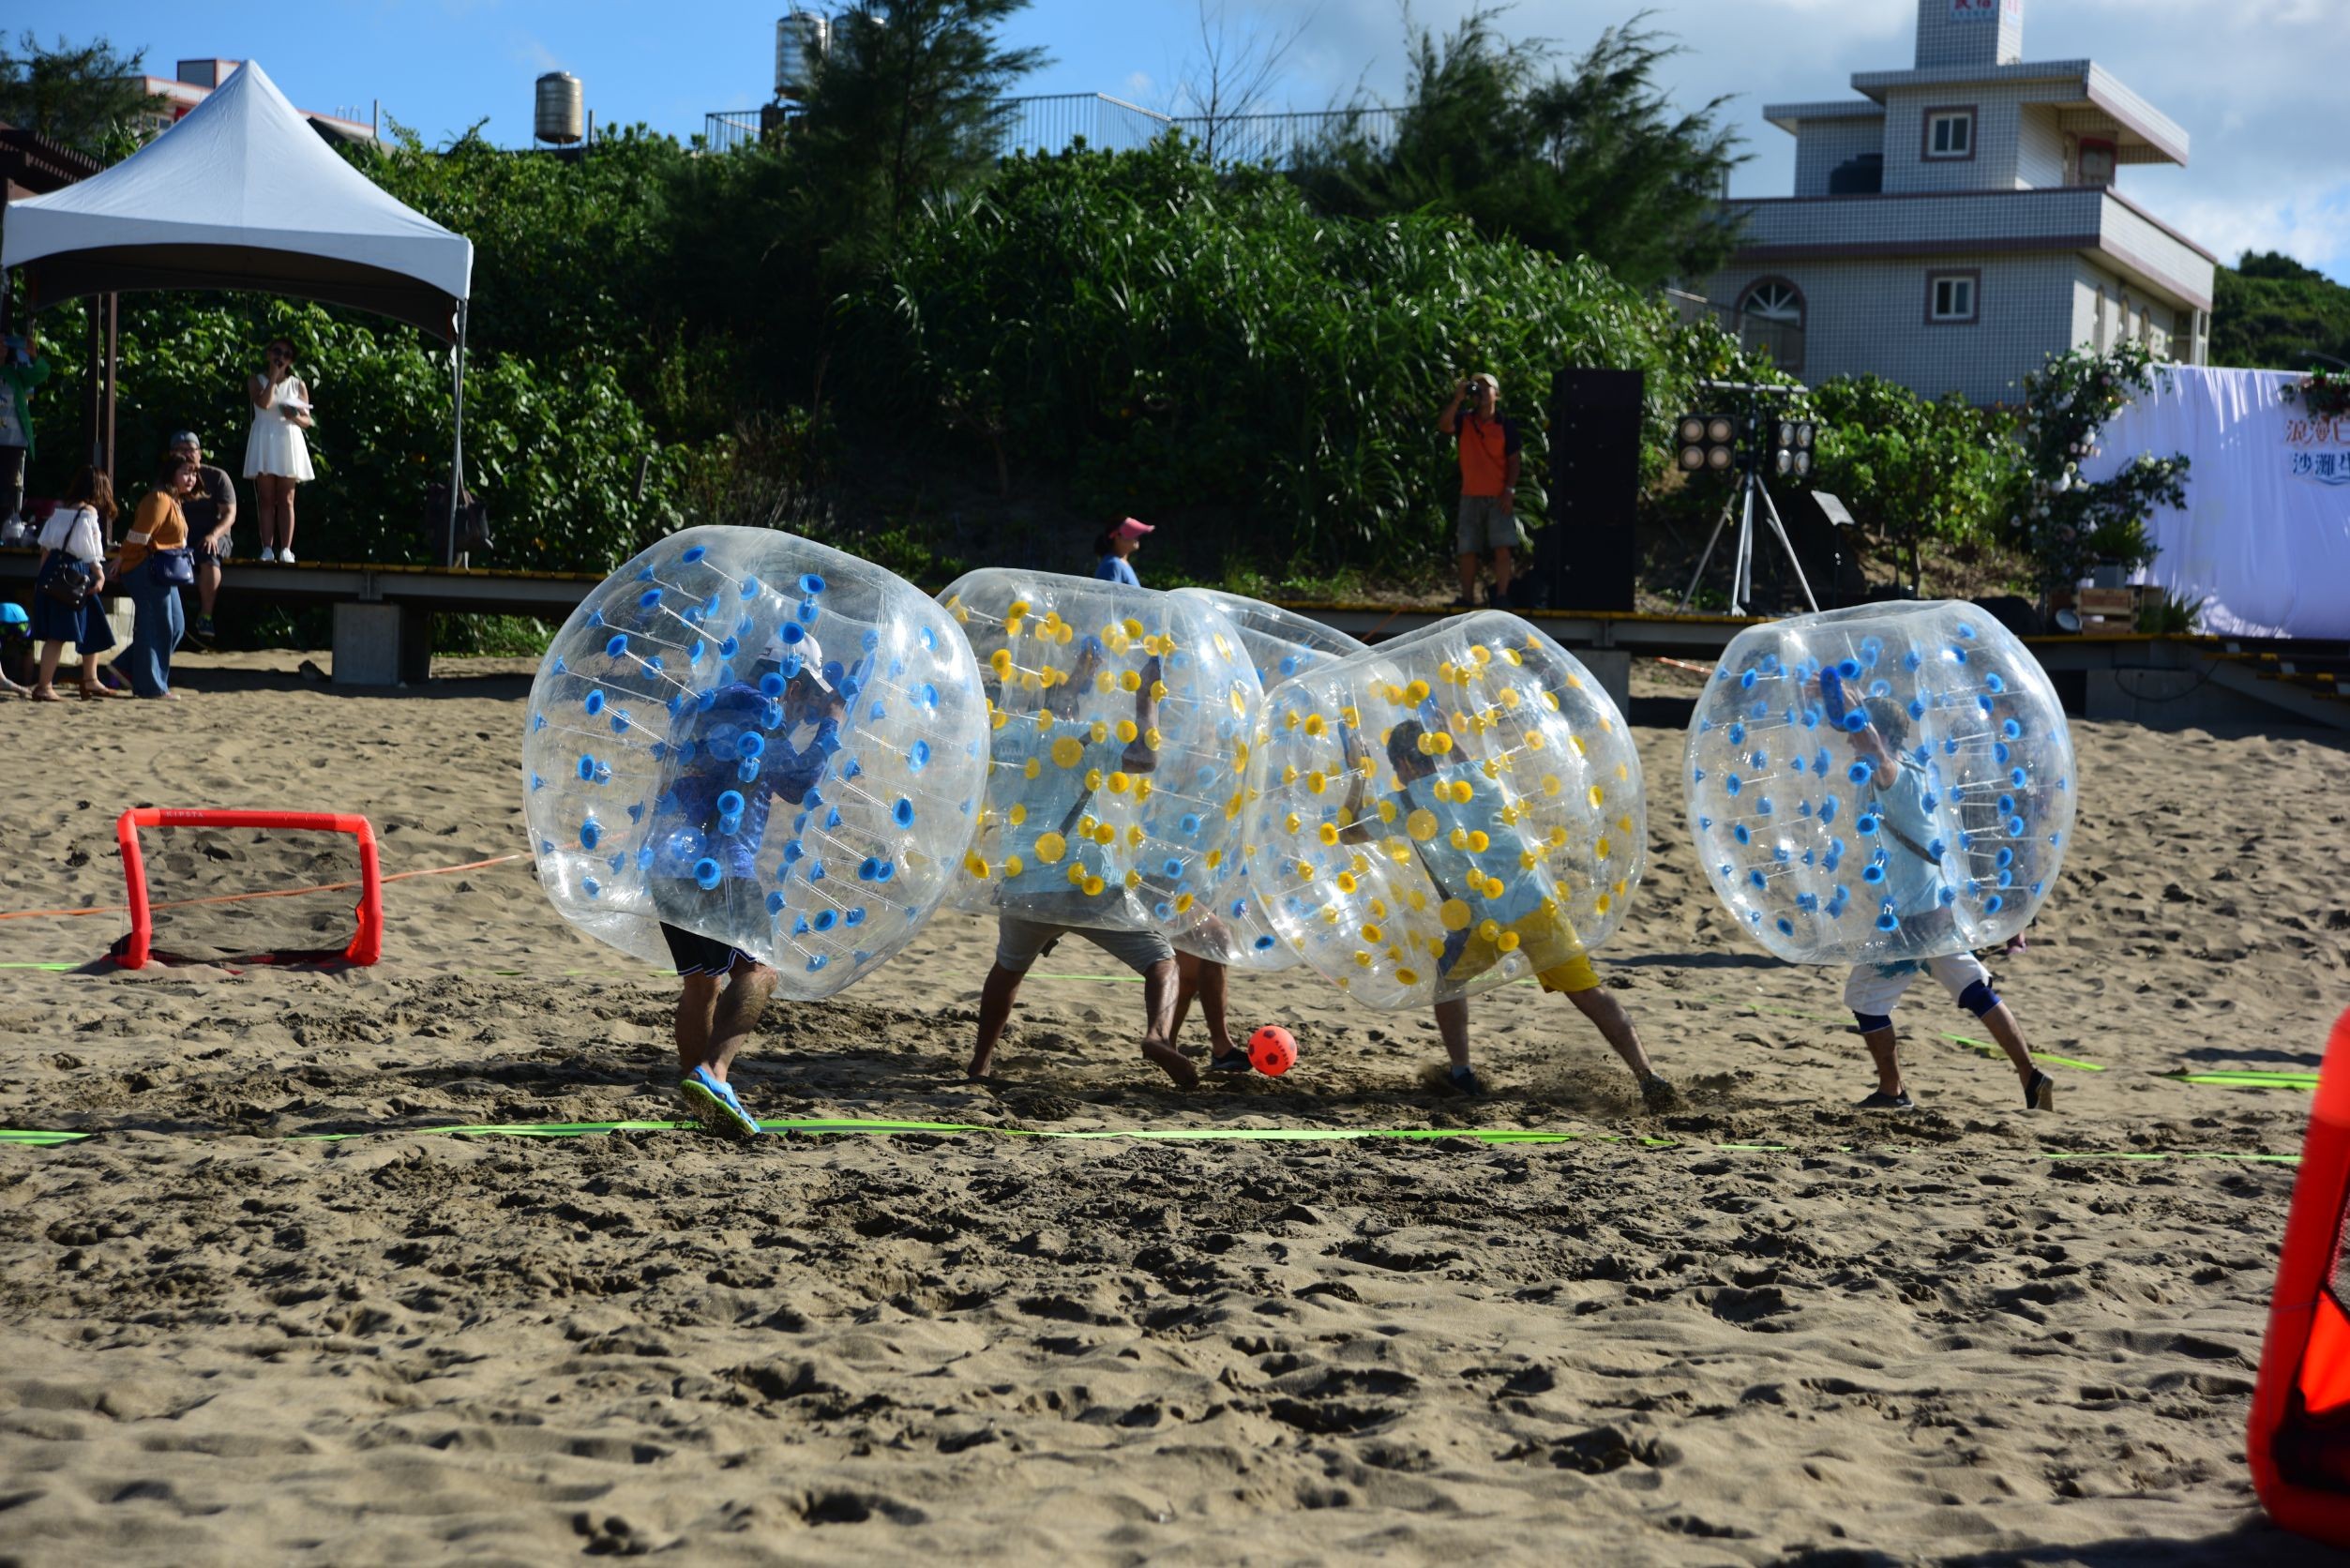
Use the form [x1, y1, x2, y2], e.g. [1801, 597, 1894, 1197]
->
[1676, 384, 1819, 616]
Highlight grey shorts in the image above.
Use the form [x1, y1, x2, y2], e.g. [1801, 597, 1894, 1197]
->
[1456, 494, 1518, 555]
[995, 915, 1174, 975]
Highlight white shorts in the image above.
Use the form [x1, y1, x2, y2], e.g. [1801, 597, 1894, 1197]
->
[995, 915, 1173, 976]
[1843, 951, 1994, 1023]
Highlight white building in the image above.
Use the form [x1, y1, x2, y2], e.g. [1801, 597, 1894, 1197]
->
[1696, 0, 2215, 404]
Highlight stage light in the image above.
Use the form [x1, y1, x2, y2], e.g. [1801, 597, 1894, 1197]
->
[1677, 412, 1738, 475]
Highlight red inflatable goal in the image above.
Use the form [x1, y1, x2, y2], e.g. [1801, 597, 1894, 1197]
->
[2251, 1008, 2350, 1545]
[113, 808, 383, 969]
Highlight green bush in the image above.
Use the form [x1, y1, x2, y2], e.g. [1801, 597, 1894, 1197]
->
[1806, 375, 2013, 594]
[842, 139, 1695, 576]
[30, 294, 688, 571]
[2006, 342, 2190, 595]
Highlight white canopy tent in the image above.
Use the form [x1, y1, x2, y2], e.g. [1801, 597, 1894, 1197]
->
[0, 61, 475, 549]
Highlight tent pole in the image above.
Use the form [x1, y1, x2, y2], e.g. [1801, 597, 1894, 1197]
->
[87, 296, 102, 469]
[102, 294, 119, 494]
[447, 301, 467, 567]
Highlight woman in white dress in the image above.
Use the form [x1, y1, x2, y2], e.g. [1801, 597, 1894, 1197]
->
[245, 337, 315, 563]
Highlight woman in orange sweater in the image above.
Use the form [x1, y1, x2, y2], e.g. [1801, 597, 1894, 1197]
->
[115, 455, 195, 700]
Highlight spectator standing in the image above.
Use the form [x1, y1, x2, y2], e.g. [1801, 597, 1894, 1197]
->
[28, 466, 124, 701]
[114, 456, 195, 700]
[172, 431, 237, 648]
[245, 337, 314, 563]
[1093, 517, 1152, 586]
[1437, 372, 1523, 609]
[0, 322, 50, 533]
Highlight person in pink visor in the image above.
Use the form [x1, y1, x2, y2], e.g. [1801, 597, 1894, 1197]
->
[1093, 517, 1152, 586]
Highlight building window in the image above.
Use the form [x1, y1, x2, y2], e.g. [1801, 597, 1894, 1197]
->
[1737, 279, 1805, 372]
[2078, 137, 2116, 187]
[1923, 107, 1976, 161]
[1928, 271, 1980, 324]
[2093, 285, 2109, 352]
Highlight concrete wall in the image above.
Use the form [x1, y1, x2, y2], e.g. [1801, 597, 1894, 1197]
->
[1700, 250, 2086, 404]
[1793, 116, 1887, 197]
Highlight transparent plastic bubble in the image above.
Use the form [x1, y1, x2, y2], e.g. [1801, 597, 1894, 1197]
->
[522, 526, 988, 999]
[1683, 601, 2075, 964]
[1248, 611, 1644, 1010]
[940, 570, 1261, 934]
[1165, 589, 1367, 971]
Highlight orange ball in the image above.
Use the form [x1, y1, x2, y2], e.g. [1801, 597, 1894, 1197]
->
[1248, 1025, 1298, 1077]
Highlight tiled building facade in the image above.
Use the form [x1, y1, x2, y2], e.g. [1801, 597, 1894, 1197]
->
[1696, 0, 2216, 405]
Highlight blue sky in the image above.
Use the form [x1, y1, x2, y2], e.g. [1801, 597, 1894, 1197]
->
[35, 0, 2350, 283]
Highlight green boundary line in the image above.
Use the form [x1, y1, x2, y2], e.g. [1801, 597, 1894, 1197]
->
[0, 1116, 2297, 1164]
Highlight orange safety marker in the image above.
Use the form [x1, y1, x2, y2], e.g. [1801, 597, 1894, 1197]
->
[2250, 1007, 2350, 1540]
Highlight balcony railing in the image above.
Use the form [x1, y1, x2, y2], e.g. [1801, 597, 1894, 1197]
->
[1665, 288, 1806, 375]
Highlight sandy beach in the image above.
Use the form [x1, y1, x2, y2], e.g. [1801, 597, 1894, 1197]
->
[1, 649, 2345, 1563]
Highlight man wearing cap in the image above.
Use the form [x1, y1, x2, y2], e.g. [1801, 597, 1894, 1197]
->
[646, 633, 843, 1138]
[1438, 373, 1523, 609]
[171, 432, 238, 649]
[1094, 517, 1152, 587]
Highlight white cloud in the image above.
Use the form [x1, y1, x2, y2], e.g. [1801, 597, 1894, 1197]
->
[510, 35, 563, 73]
[1235, 0, 2350, 280]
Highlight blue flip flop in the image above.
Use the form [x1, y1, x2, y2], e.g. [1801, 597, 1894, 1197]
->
[678, 1065, 761, 1139]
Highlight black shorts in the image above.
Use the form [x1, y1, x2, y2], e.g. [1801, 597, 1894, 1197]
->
[660, 921, 747, 977]
[193, 535, 230, 566]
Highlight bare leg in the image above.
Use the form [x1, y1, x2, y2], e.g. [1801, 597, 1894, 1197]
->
[1492, 545, 1514, 600]
[196, 556, 221, 621]
[1456, 552, 1479, 603]
[1861, 1025, 1903, 1097]
[968, 962, 1025, 1078]
[1433, 997, 1471, 1070]
[1137, 957, 1197, 1087]
[698, 957, 777, 1080]
[33, 641, 64, 698]
[674, 972, 721, 1076]
[279, 481, 297, 557]
[1566, 986, 1660, 1082]
[252, 476, 278, 552]
[1176, 954, 1238, 1059]
[1976, 1002, 2037, 1092]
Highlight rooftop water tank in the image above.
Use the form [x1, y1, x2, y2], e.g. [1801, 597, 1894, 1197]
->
[776, 10, 830, 102]
[535, 71, 584, 145]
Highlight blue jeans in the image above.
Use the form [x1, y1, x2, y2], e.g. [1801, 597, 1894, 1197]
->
[117, 561, 183, 697]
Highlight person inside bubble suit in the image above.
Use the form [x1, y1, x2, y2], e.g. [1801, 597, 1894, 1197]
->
[1822, 666, 2052, 1114]
[967, 637, 1197, 1089]
[643, 632, 845, 1138]
[1341, 714, 1676, 1108]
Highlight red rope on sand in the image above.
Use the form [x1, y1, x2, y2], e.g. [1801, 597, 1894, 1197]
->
[0, 852, 527, 922]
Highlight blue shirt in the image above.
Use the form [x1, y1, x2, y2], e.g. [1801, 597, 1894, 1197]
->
[648, 685, 838, 883]
[1393, 774, 1545, 927]
[1095, 554, 1140, 587]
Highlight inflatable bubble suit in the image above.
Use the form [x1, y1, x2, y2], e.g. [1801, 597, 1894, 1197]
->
[1165, 589, 1367, 970]
[522, 526, 989, 999]
[1683, 600, 2075, 965]
[1248, 611, 1645, 1010]
[941, 570, 1261, 934]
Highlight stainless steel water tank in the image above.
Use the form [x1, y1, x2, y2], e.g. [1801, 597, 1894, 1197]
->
[535, 71, 584, 144]
[775, 11, 830, 101]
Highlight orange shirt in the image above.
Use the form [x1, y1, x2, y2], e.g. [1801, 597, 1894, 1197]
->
[1455, 410, 1522, 498]
[119, 491, 188, 577]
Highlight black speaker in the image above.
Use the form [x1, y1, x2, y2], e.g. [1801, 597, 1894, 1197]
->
[1540, 369, 1643, 611]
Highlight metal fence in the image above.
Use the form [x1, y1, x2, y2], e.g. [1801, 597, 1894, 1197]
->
[1664, 287, 1806, 375]
[703, 95, 1403, 169]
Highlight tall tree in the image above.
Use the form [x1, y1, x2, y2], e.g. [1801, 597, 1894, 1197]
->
[0, 33, 161, 162]
[1294, 9, 1744, 289]
[786, 0, 1047, 272]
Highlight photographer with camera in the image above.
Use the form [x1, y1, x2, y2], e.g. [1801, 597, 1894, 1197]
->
[1437, 371, 1523, 609]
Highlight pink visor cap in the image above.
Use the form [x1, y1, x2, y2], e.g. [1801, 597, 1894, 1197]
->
[1114, 518, 1155, 542]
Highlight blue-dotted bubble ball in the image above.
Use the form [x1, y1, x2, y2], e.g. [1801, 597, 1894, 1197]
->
[938, 570, 1261, 938]
[521, 525, 988, 1000]
[1162, 589, 1369, 972]
[1245, 611, 1645, 1012]
[1682, 600, 2075, 965]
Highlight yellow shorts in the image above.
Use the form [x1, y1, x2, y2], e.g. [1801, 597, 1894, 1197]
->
[1447, 908, 1601, 994]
